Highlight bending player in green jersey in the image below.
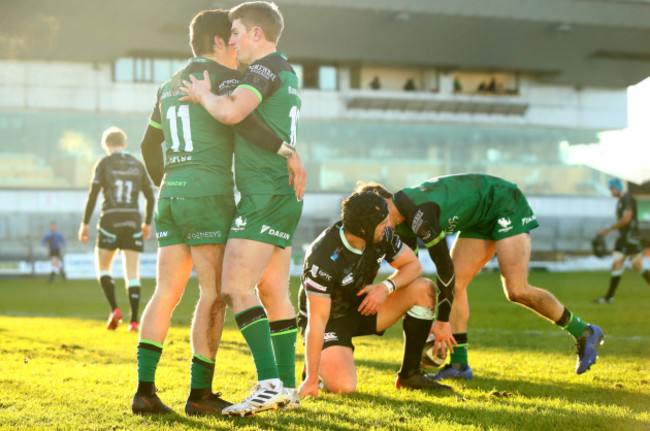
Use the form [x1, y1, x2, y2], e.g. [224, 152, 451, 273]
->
[180, 1, 304, 416]
[358, 174, 604, 378]
[134, 9, 294, 417]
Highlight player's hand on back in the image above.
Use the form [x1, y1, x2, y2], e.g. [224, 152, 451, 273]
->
[357, 283, 389, 316]
[179, 70, 212, 104]
[78, 223, 89, 244]
[430, 320, 457, 357]
[287, 152, 306, 200]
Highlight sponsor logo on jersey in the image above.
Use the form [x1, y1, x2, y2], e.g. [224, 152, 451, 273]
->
[330, 248, 341, 261]
[249, 64, 275, 81]
[231, 217, 247, 231]
[167, 155, 193, 165]
[341, 273, 354, 286]
[497, 217, 513, 233]
[157, 231, 169, 238]
[260, 225, 290, 240]
[446, 216, 459, 234]
[219, 79, 239, 95]
[323, 332, 338, 342]
[412, 210, 424, 234]
[288, 86, 299, 96]
[521, 215, 537, 226]
[135, 240, 143, 246]
[185, 231, 222, 240]
[376, 254, 386, 264]
[310, 264, 319, 278]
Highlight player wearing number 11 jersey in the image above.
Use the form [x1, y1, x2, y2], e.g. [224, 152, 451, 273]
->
[79, 127, 155, 332]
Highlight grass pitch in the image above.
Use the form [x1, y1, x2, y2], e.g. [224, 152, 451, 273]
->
[0, 271, 649, 430]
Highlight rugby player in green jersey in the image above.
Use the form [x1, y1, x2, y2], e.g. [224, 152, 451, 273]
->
[133, 9, 293, 417]
[357, 174, 604, 378]
[180, 1, 304, 416]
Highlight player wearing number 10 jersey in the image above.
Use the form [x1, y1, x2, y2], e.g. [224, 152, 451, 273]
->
[79, 127, 155, 333]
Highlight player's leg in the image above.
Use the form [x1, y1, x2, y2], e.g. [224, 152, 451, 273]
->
[133, 244, 193, 415]
[184, 243, 231, 415]
[373, 278, 450, 390]
[256, 246, 298, 403]
[122, 249, 142, 331]
[597, 237, 627, 303]
[48, 253, 58, 283]
[630, 251, 650, 286]
[221, 239, 289, 415]
[497, 233, 602, 374]
[319, 346, 357, 394]
[433, 237, 495, 379]
[96, 246, 121, 329]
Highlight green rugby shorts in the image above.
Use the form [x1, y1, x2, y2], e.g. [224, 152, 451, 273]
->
[155, 195, 235, 247]
[228, 194, 303, 248]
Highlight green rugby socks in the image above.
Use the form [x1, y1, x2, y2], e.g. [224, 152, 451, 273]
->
[556, 308, 589, 339]
[450, 333, 468, 365]
[136, 339, 163, 395]
[270, 318, 298, 389]
[235, 306, 279, 382]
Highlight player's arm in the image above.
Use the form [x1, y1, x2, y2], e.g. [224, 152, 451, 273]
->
[140, 165, 156, 241]
[298, 294, 331, 398]
[393, 192, 455, 322]
[180, 70, 259, 125]
[139, 123, 165, 187]
[357, 231, 421, 316]
[79, 161, 102, 244]
[181, 71, 306, 198]
[231, 112, 306, 199]
[600, 209, 633, 236]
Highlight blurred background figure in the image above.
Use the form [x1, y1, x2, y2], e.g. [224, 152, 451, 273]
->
[42, 221, 66, 283]
[594, 178, 650, 303]
[79, 127, 155, 331]
[370, 76, 381, 90]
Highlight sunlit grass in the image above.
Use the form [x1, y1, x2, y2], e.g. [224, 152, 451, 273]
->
[0, 272, 648, 430]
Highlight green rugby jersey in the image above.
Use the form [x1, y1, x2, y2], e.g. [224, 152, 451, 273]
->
[395, 174, 516, 241]
[234, 52, 301, 195]
[149, 57, 241, 198]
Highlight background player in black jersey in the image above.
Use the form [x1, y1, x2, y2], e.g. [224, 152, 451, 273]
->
[79, 127, 154, 332]
[297, 192, 456, 398]
[595, 178, 650, 303]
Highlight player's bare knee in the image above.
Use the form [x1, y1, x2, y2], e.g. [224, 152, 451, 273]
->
[412, 278, 435, 307]
[325, 380, 356, 394]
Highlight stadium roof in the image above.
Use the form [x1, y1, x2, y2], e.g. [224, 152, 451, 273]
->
[2, 0, 650, 87]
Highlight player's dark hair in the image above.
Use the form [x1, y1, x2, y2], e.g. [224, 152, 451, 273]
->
[229, 1, 284, 44]
[190, 9, 232, 57]
[341, 192, 389, 243]
[354, 181, 394, 200]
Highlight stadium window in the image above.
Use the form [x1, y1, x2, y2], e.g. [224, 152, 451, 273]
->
[318, 66, 338, 90]
[114, 58, 135, 82]
[302, 64, 318, 89]
[153, 59, 173, 82]
[134, 58, 153, 82]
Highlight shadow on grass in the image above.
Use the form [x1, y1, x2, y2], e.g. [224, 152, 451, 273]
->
[297, 389, 649, 431]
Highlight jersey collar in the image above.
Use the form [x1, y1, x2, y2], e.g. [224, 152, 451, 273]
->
[339, 226, 363, 255]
